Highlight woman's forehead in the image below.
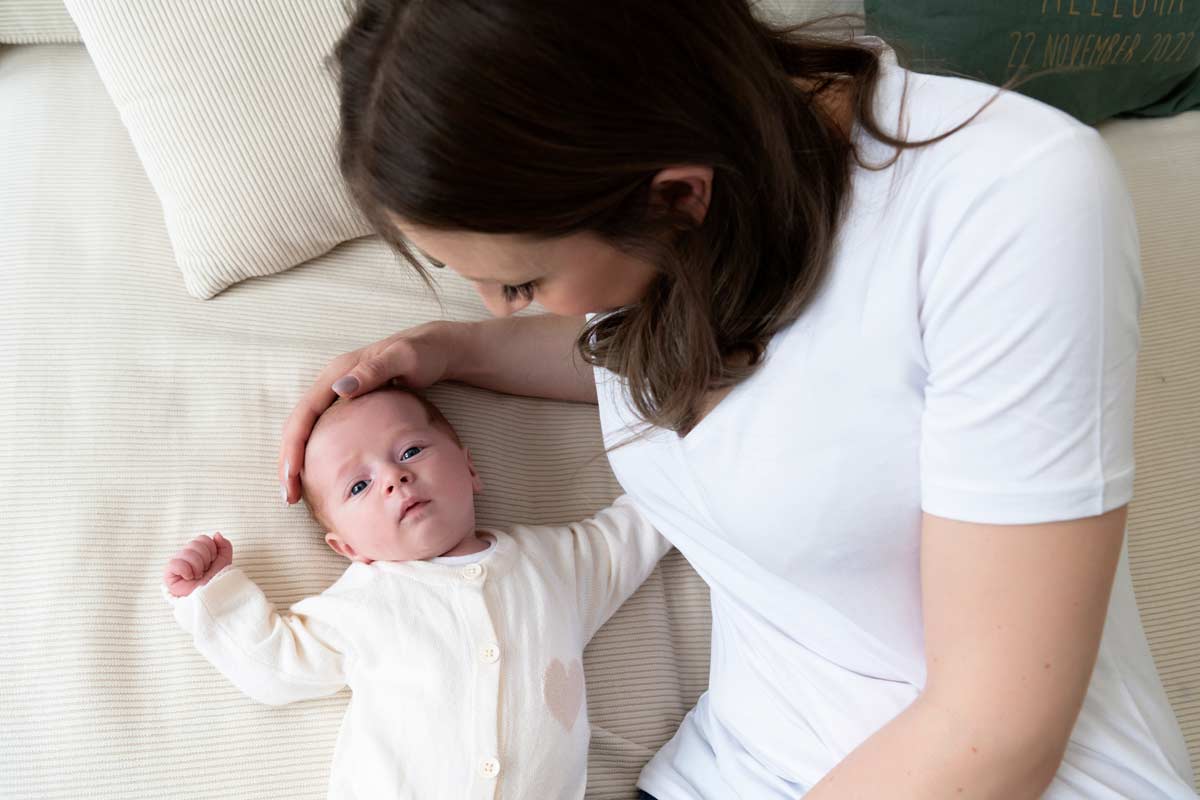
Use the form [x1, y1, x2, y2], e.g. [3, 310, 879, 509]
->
[391, 216, 543, 281]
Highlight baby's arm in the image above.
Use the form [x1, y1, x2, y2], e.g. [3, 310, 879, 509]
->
[568, 495, 673, 641]
[162, 533, 351, 706]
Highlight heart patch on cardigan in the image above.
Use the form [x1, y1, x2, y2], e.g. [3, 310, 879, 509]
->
[543, 657, 584, 732]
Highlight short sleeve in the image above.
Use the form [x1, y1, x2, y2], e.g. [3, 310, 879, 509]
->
[918, 127, 1143, 525]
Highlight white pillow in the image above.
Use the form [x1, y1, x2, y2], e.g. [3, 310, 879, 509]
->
[0, 0, 80, 43]
[63, 1, 372, 299]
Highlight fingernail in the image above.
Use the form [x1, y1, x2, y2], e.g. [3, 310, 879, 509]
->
[281, 485, 289, 506]
[332, 376, 359, 395]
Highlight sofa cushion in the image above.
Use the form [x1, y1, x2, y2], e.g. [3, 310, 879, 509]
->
[866, 1, 1200, 124]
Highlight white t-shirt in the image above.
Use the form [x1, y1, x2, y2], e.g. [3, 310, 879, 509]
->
[591, 41, 1196, 799]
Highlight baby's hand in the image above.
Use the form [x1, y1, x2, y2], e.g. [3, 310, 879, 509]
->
[163, 533, 233, 597]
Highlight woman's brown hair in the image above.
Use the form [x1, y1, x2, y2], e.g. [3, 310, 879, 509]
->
[333, 0, 1011, 438]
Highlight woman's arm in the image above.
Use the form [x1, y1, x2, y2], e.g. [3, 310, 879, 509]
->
[803, 506, 1126, 799]
[281, 312, 594, 503]
[447, 313, 597, 405]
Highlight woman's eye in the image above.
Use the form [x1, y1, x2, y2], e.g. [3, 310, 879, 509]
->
[501, 281, 537, 303]
[400, 446, 422, 461]
[349, 479, 368, 497]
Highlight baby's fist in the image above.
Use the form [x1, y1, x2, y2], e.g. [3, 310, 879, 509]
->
[163, 532, 233, 597]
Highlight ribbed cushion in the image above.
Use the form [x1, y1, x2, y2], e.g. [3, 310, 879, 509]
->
[0, 0, 78, 43]
[0, 44, 707, 799]
[55, 0, 866, 301]
[758, 0, 865, 23]
[61, 0, 373, 300]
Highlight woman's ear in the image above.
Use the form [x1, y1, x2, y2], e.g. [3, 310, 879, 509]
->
[649, 165, 713, 226]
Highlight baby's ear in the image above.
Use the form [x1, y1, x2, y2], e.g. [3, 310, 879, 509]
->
[325, 534, 372, 563]
[464, 447, 484, 494]
[324, 532, 351, 560]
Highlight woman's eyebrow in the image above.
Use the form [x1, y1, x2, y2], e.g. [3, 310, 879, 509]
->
[410, 245, 540, 285]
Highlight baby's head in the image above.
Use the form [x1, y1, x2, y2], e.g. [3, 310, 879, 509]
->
[300, 386, 483, 564]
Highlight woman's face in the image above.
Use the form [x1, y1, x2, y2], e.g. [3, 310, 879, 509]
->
[395, 221, 659, 317]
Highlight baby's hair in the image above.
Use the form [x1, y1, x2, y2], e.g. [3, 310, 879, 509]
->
[299, 386, 463, 535]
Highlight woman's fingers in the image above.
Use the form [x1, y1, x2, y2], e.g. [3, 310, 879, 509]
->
[278, 326, 448, 505]
[280, 399, 323, 504]
[279, 351, 367, 504]
[331, 330, 442, 400]
[331, 346, 406, 399]
[280, 374, 344, 502]
[280, 364, 360, 505]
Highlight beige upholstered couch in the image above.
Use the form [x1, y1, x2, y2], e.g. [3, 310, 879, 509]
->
[1, 1, 1195, 798]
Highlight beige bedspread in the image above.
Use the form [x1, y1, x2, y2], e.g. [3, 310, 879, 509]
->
[1, 42, 1196, 798]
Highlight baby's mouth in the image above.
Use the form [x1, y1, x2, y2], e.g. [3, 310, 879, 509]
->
[398, 500, 430, 523]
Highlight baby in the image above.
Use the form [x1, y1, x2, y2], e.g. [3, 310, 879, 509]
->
[162, 386, 670, 800]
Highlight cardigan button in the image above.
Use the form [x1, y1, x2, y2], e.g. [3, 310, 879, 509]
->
[481, 644, 500, 664]
[479, 757, 501, 778]
[462, 563, 484, 580]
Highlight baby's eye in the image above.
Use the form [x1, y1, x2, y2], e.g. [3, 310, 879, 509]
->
[400, 446, 422, 461]
[349, 479, 368, 497]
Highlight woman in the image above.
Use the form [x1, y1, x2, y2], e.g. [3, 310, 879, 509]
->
[280, 1, 1195, 797]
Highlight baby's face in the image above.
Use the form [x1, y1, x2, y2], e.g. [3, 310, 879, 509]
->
[303, 391, 482, 563]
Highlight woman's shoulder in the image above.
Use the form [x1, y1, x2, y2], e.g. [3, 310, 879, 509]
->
[869, 40, 1098, 179]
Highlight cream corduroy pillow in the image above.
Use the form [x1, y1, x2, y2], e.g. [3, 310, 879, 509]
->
[62, 0, 372, 299]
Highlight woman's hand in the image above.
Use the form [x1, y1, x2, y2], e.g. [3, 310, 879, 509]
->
[279, 313, 593, 505]
[163, 533, 234, 597]
[278, 321, 460, 505]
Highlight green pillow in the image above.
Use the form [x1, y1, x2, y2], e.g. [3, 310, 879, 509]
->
[864, 0, 1199, 125]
